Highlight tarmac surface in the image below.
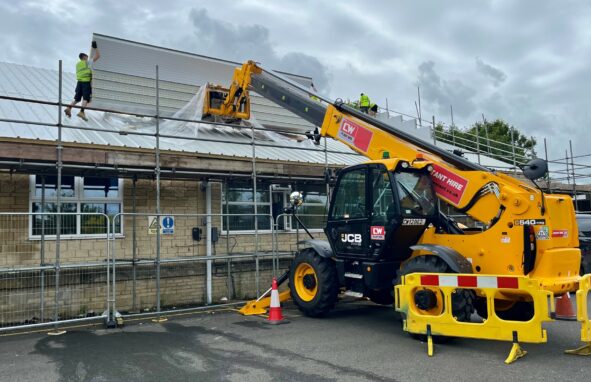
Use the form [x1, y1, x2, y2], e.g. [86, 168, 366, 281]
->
[0, 299, 589, 382]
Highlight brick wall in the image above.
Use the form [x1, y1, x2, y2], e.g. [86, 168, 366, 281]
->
[0, 173, 324, 324]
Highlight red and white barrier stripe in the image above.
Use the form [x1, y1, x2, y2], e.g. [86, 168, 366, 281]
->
[419, 274, 519, 289]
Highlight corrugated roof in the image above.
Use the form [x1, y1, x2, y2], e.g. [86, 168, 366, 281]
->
[0, 61, 361, 166]
[0, 58, 514, 171]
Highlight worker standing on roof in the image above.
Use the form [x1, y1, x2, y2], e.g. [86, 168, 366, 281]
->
[359, 93, 370, 114]
[64, 41, 100, 122]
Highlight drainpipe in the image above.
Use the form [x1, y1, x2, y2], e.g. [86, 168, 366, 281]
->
[206, 181, 212, 304]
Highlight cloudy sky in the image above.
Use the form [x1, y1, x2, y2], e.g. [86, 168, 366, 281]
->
[1, 0, 590, 178]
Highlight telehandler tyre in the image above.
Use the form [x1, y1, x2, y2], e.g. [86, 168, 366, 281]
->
[366, 288, 394, 305]
[394, 256, 475, 342]
[289, 249, 339, 317]
[395, 256, 475, 321]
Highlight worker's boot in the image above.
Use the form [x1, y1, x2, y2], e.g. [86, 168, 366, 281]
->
[64, 108, 72, 118]
[77, 111, 88, 121]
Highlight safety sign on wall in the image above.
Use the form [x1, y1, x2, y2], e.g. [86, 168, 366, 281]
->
[148, 215, 175, 235]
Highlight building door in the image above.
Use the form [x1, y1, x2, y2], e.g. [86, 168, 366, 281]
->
[271, 186, 290, 230]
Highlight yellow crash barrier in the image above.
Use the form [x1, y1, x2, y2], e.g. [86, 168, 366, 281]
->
[565, 274, 591, 356]
[395, 273, 555, 364]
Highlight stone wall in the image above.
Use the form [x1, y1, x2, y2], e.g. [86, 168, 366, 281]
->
[0, 173, 322, 325]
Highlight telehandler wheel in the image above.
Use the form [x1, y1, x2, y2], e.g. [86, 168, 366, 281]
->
[289, 249, 339, 317]
[366, 288, 394, 305]
[395, 256, 475, 321]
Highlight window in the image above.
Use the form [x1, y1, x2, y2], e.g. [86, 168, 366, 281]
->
[297, 184, 328, 230]
[330, 168, 367, 220]
[222, 182, 329, 232]
[395, 171, 436, 216]
[371, 167, 395, 225]
[222, 183, 272, 231]
[29, 175, 123, 238]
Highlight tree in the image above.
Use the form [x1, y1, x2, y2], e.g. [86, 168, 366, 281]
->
[434, 119, 536, 166]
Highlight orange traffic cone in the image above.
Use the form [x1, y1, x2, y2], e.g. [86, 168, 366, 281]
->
[266, 277, 288, 325]
[555, 292, 577, 320]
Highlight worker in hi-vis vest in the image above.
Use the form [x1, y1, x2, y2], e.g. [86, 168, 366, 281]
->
[359, 93, 370, 114]
[369, 102, 378, 116]
[64, 41, 100, 122]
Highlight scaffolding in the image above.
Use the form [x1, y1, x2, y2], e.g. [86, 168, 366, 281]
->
[0, 60, 588, 332]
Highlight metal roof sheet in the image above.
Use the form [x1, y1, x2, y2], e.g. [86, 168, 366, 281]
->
[0, 60, 513, 171]
[0, 61, 361, 166]
[90, 34, 315, 133]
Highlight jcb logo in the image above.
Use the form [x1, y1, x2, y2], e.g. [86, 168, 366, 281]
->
[341, 233, 362, 243]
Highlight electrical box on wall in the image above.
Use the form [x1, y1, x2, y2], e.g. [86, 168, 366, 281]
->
[192, 227, 202, 241]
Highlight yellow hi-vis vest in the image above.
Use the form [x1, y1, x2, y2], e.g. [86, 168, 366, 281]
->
[360, 94, 370, 107]
[76, 60, 92, 82]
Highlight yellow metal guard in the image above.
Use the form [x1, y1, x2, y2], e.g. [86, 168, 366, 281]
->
[395, 273, 555, 364]
[565, 274, 591, 356]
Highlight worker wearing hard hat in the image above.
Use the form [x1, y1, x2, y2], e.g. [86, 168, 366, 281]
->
[64, 41, 101, 122]
[359, 93, 370, 114]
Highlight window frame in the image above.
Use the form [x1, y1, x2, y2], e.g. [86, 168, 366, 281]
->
[221, 182, 328, 234]
[221, 183, 273, 234]
[295, 185, 329, 231]
[28, 175, 124, 240]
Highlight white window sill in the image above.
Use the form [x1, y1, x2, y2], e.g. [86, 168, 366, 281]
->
[220, 229, 324, 235]
[29, 234, 126, 241]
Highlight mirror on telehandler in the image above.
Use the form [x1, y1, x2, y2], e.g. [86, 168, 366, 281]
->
[522, 158, 548, 181]
[289, 191, 304, 208]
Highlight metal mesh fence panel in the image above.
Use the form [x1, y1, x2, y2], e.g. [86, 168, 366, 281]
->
[0, 213, 110, 330]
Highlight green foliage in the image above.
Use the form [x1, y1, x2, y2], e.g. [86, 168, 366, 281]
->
[434, 119, 536, 165]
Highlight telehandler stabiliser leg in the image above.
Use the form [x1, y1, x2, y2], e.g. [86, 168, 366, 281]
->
[239, 270, 291, 315]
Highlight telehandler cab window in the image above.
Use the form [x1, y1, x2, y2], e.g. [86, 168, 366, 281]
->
[395, 172, 436, 216]
[330, 169, 366, 220]
[371, 167, 395, 225]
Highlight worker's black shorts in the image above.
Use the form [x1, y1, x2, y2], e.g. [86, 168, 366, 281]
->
[74, 81, 92, 102]
[360, 106, 369, 113]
